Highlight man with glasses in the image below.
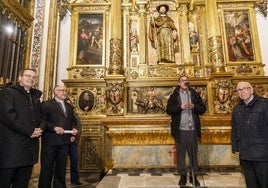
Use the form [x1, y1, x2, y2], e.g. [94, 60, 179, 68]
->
[231, 81, 268, 188]
[166, 75, 206, 187]
[0, 68, 44, 188]
[38, 85, 78, 188]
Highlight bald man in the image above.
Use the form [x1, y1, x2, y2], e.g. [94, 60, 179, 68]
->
[231, 81, 268, 188]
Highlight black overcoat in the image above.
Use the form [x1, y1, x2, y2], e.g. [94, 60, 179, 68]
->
[0, 83, 43, 168]
[166, 86, 206, 138]
[231, 94, 268, 161]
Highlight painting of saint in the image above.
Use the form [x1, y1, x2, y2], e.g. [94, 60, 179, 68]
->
[224, 11, 254, 62]
[77, 14, 104, 65]
[78, 90, 94, 112]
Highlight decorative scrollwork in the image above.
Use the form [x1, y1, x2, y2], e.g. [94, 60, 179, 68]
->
[256, 0, 267, 17]
[106, 81, 124, 115]
[57, 0, 68, 21]
[214, 80, 234, 114]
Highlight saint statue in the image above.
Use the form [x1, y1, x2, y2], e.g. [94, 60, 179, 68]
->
[149, 4, 178, 63]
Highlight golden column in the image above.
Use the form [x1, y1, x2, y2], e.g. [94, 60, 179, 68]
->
[43, 0, 60, 99]
[179, 4, 191, 64]
[206, 0, 225, 73]
[137, 2, 146, 64]
[109, 0, 123, 75]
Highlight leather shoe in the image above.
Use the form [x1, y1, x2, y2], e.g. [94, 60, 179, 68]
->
[71, 181, 82, 186]
[190, 176, 200, 186]
[178, 175, 187, 186]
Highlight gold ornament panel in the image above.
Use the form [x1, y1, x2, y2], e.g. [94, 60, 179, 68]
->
[62, 0, 268, 171]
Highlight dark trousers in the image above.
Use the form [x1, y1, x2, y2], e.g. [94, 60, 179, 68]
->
[38, 144, 69, 188]
[175, 130, 199, 176]
[68, 141, 80, 183]
[0, 165, 33, 188]
[241, 160, 268, 188]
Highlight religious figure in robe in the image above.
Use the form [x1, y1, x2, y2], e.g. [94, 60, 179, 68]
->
[149, 4, 178, 63]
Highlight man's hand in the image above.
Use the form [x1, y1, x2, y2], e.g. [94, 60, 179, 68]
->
[70, 136, 76, 142]
[30, 128, 43, 138]
[71, 128, 78, 136]
[181, 103, 194, 110]
[54, 127, 64, 135]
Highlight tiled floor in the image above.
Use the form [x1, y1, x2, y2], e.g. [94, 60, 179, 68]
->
[29, 172, 100, 188]
[29, 168, 246, 188]
[97, 168, 246, 188]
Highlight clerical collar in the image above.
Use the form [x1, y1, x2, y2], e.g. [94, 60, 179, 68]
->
[244, 95, 254, 105]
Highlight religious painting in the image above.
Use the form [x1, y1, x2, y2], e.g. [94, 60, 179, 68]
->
[126, 85, 208, 115]
[78, 90, 94, 112]
[223, 10, 254, 62]
[76, 13, 104, 65]
[126, 86, 172, 115]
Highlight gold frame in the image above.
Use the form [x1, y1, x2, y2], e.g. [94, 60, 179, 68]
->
[78, 89, 95, 112]
[69, 9, 107, 68]
[220, 4, 262, 66]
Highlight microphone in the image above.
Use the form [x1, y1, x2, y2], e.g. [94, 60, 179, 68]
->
[185, 81, 190, 86]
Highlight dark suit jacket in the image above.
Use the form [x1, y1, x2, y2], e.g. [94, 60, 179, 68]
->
[41, 98, 77, 146]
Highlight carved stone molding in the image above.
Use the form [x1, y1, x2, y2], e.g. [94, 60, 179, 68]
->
[106, 125, 231, 145]
[256, 0, 267, 17]
[107, 126, 173, 145]
[106, 81, 124, 115]
[67, 67, 105, 79]
[30, 0, 45, 71]
[57, 0, 68, 21]
[104, 116, 232, 145]
[214, 79, 234, 114]
[202, 127, 231, 144]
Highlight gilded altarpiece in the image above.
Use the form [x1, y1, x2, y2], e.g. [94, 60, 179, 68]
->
[63, 0, 268, 172]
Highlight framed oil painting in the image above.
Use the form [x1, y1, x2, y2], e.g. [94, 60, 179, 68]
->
[76, 13, 104, 66]
[78, 90, 94, 112]
[223, 10, 254, 63]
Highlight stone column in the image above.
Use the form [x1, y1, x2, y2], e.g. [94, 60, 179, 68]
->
[206, 0, 225, 73]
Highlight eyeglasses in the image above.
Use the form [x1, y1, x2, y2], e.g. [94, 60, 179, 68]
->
[56, 89, 67, 92]
[236, 87, 251, 93]
[22, 74, 37, 80]
[180, 79, 189, 82]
